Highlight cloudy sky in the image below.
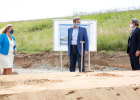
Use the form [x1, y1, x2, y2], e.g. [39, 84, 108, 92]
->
[0, 0, 140, 22]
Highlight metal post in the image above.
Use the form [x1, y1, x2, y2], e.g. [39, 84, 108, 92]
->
[88, 51, 91, 71]
[0, 69, 1, 75]
[60, 51, 63, 71]
[80, 41, 85, 72]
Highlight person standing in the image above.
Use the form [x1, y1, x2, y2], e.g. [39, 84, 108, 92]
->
[0, 24, 16, 75]
[68, 17, 89, 72]
[127, 18, 140, 70]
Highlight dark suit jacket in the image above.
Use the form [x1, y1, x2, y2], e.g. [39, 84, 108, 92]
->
[68, 26, 89, 56]
[127, 27, 140, 54]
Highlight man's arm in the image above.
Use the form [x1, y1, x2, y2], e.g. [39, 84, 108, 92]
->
[127, 46, 130, 53]
[136, 29, 140, 51]
[83, 28, 89, 52]
[127, 37, 130, 54]
[135, 29, 140, 56]
[127, 46, 130, 56]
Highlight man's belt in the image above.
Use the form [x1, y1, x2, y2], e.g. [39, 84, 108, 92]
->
[71, 45, 77, 47]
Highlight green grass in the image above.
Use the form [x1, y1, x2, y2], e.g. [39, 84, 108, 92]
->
[0, 19, 53, 53]
[0, 10, 140, 53]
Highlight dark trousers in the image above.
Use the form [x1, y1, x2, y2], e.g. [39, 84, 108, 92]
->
[130, 52, 140, 70]
[70, 45, 85, 72]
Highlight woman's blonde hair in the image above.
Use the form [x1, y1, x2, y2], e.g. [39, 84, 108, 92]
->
[1, 24, 13, 34]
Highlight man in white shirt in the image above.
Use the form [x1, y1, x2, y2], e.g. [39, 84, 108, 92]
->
[68, 17, 89, 72]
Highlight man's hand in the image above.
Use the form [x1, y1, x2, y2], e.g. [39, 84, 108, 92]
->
[128, 53, 130, 56]
[135, 51, 140, 57]
[85, 51, 88, 55]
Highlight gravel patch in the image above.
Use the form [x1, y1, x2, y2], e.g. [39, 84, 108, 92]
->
[12, 64, 130, 74]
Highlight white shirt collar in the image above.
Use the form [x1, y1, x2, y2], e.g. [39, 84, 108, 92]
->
[133, 26, 137, 31]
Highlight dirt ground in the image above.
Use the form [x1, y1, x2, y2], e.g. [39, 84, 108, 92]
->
[0, 71, 140, 100]
[0, 51, 138, 100]
[14, 50, 131, 69]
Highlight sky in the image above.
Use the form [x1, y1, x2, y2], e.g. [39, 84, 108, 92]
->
[0, 0, 140, 22]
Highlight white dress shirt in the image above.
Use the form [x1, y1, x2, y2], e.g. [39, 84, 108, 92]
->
[71, 28, 79, 45]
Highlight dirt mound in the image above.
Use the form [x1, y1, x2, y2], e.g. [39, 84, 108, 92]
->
[14, 51, 131, 69]
[95, 72, 122, 77]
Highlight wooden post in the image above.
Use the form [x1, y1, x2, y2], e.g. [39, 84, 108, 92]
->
[80, 41, 85, 72]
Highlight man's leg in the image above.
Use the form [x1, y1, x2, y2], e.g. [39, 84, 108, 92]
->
[132, 55, 140, 70]
[130, 54, 135, 70]
[69, 46, 77, 72]
[77, 52, 85, 72]
[70, 55, 76, 72]
[130, 52, 140, 70]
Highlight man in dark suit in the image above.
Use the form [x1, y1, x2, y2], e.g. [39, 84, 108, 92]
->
[68, 17, 89, 72]
[127, 18, 140, 70]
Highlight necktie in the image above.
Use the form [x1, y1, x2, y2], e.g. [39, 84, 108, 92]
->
[130, 30, 133, 38]
[128, 30, 134, 47]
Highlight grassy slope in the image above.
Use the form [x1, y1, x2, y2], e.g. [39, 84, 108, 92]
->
[0, 10, 140, 53]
